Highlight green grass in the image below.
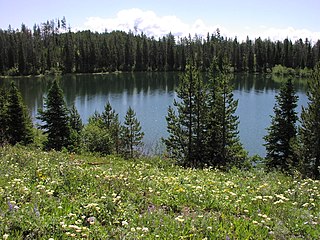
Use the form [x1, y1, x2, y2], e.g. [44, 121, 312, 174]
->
[0, 146, 319, 239]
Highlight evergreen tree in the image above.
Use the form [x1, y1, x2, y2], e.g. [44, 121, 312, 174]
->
[6, 82, 34, 145]
[37, 79, 71, 151]
[164, 63, 207, 167]
[264, 79, 299, 172]
[205, 63, 245, 168]
[121, 107, 144, 159]
[69, 104, 83, 133]
[101, 101, 121, 154]
[69, 104, 83, 152]
[299, 63, 320, 179]
[0, 86, 8, 145]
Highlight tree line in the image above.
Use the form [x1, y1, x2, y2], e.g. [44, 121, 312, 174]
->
[1, 18, 320, 76]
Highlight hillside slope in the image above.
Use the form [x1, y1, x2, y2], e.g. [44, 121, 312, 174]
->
[0, 146, 319, 239]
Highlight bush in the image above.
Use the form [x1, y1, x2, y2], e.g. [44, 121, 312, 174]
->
[81, 122, 113, 155]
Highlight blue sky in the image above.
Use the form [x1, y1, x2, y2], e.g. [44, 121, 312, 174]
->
[1, 0, 319, 41]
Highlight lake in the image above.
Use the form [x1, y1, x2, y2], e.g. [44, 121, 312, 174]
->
[0, 72, 309, 157]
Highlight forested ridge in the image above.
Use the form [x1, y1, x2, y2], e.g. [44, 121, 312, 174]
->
[1, 18, 320, 76]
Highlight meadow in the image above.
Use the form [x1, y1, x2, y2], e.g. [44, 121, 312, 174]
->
[0, 146, 319, 239]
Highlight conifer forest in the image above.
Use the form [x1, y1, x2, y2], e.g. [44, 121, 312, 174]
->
[0, 18, 319, 76]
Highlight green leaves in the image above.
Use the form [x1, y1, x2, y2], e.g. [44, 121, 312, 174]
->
[83, 102, 144, 158]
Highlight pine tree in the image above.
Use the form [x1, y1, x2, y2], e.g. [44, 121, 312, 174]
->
[37, 79, 71, 151]
[0, 86, 8, 145]
[101, 101, 121, 154]
[69, 104, 83, 133]
[6, 82, 34, 145]
[164, 63, 207, 167]
[68, 104, 82, 152]
[121, 107, 144, 159]
[300, 63, 320, 179]
[264, 79, 298, 172]
[205, 60, 245, 168]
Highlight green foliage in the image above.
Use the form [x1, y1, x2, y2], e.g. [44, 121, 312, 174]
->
[101, 102, 122, 154]
[0, 145, 319, 239]
[121, 107, 144, 159]
[84, 102, 122, 155]
[165, 61, 246, 168]
[0, 19, 318, 76]
[68, 104, 83, 152]
[69, 104, 83, 133]
[272, 64, 313, 78]
[165, 63, 207, 167]
[81, 121, 113, 155]
[0, 87, 8, 145]
[37, 79, 71, 151]
[264, 79, 299, 173]
[6, 82, 34, 145]
[272, 64, 296, 76]
[299, 62, 320, 179]
[205, 60, 246, 168]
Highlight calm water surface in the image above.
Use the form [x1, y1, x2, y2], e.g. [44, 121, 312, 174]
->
[0, 73, 308, 156]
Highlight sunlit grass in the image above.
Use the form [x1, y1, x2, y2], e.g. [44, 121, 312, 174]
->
[0, 145, 319, 239]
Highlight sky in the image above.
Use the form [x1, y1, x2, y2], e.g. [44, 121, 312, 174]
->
[1, 0, 320, 42]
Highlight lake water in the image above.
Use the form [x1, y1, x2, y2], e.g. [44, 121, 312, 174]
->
[0, 72, 308, 157]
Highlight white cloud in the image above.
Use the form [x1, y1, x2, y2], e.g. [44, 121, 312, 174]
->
[80, 8, 224, 39]
[258, 27, 320, 42]
[80, 8, 320, 42]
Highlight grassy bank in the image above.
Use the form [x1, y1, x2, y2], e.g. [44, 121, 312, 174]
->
[0, 146, 319, 239]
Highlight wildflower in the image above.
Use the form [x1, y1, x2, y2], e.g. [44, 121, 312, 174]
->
[87, 216, 96, 225]
[273, 200, 284, 204]
[34, 204, 40, 217]
[243, 209, 249, 213]
[175, 216, 185, 222]
[122, 220, 129, 226]
[131, 227, 136, 232]
[3, 234, 9, 240]
[142, 227, 149, 232]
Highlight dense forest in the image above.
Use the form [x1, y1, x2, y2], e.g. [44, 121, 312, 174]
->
[0, 17, 320, 76]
